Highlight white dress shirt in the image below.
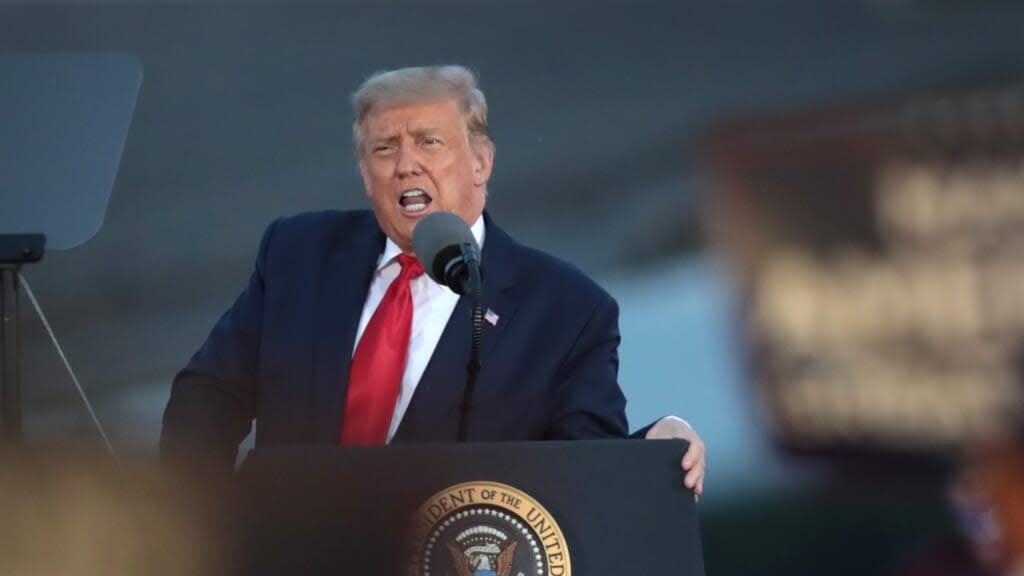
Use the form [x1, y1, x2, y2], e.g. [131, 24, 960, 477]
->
[352, 216, 485, 443]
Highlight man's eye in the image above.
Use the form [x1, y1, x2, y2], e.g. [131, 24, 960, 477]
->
[373, 145, 395, 155]
[422, 138, 441, 146]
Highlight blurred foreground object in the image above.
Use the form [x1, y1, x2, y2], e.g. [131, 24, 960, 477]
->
[974, 414, 1024, 575]
[0, 449, 228, 576]
[705, 81, 1024, 457]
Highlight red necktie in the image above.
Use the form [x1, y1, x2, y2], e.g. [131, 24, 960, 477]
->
[341, 253, 424, 445]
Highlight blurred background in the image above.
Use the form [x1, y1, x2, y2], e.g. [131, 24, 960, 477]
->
[3, 0, 1024, 574]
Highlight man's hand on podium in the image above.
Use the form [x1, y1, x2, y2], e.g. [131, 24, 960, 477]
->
[645, 416, 706, 500]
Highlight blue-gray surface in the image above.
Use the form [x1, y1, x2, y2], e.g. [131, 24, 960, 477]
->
[0, 53, 141, 249]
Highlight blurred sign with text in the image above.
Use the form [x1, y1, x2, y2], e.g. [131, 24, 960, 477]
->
[705, 82, 1024, 456]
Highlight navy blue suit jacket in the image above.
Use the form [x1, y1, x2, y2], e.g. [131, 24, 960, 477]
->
[161, 210, 629, 469]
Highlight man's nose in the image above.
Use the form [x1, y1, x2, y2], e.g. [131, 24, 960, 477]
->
[394, 145, 423, 177]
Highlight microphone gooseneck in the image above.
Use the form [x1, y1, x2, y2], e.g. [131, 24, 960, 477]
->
[462, 259, 482, 443]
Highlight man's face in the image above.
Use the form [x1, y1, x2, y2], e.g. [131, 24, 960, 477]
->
[359, 99, 494, 252]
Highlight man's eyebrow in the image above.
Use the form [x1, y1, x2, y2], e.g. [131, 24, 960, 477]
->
[367, 133, 399, 145]
[408, 126, 442, 138]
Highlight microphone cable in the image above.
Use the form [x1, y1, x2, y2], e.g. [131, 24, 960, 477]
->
[18, 272, 121, 468]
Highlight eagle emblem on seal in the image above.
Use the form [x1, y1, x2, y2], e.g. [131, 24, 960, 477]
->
[410, 481, 570, 576]
[447, 526, 519, 576]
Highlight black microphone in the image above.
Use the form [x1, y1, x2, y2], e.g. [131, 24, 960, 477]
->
[412, 211, 480, 296]
[412, 211, 483, 443]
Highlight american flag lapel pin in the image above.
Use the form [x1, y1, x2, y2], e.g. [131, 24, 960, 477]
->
[484, 308, 500, 326]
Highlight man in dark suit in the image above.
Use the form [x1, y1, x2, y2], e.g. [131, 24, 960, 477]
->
[161, 65, 706, 494]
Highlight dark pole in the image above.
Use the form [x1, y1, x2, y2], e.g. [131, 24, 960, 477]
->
[1, 264, 21, 442]
[0, 234, 45, 444]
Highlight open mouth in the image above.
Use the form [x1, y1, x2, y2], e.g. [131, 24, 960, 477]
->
[399, 189, 432, 214]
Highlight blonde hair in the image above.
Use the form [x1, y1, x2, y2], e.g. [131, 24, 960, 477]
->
[351, 65, 492, 155]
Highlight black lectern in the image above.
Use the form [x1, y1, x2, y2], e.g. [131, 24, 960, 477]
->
[236, 440, 704, 576]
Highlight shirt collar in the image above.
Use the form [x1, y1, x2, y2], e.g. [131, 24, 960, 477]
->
[377, 214, 486, 272]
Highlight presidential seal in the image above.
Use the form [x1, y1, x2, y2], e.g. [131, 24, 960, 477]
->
[408, 481, 571, 576]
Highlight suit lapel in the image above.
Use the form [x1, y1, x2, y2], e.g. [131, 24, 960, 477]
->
[311, 214, 386, 443]
[392, 213, 520, 442]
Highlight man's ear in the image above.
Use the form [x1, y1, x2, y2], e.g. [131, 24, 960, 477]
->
[359, 160, 372, 197]
[472, 142, 494, 187]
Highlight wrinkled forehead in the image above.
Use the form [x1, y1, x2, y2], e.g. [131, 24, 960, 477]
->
[362, 95, 466, 123]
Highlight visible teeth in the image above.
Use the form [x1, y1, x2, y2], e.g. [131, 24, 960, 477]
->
[400, 188, 431, 212]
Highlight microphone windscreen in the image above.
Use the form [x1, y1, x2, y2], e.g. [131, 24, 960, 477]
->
[412, 211, 479, 286]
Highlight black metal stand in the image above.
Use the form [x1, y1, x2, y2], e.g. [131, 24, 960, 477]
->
[1, 264, 20, 441]
[0, 54, 141, 445]
[0, 234, 45, 443]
